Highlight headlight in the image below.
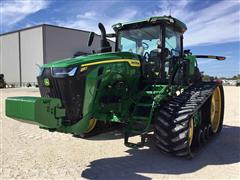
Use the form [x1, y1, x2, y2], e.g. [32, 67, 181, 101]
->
[52, 67, 78, 77]
[38, 67, 44, 76]
[36, 64, 44, 76]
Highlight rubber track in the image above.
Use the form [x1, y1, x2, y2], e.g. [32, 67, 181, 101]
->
[154, 82, 218, 158]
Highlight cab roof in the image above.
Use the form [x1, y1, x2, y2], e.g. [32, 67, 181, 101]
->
[112, 16, 187, 33]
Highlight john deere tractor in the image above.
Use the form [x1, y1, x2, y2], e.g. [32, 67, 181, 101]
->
[6, 16, 225, 158]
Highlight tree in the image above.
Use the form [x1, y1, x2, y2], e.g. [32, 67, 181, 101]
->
[232, 74, 240, 80]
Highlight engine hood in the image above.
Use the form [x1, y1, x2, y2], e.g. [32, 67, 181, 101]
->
[42, 52, 140, 68]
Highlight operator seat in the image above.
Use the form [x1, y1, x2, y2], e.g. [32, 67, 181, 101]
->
[149, 50, 161, 64]
[143, 50, 161, 81]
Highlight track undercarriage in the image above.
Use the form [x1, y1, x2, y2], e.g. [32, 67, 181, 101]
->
[80, 82, 224, 159]
[154, 82, 224, 158]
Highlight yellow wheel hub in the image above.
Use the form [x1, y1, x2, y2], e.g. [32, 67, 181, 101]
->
[210, 87, 222, 133]
[85, 118, 97, 133]
[188, 118, 194, 147]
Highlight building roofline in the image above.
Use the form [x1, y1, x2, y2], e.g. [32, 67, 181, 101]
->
[1, 24, 42, 36]
[0, 24, 115, 43]
[0, 24, 93, 36]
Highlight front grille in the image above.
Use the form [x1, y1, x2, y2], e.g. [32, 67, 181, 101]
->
[37, 68, 86, 124]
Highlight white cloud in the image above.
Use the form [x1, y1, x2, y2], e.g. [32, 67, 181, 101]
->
[58, 8, 138, 34]
[3, 0, 237, 48]
[150, 0, 240, 47]
[0, 0, 49, 28]
[103, 8, 138, 33]
[77, 11, 96, 20]
[57, 14, 96, 32]
[184, 0, 240, 46]
[150, 0, 189, 19]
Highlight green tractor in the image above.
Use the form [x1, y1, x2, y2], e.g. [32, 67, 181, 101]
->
[6, 16, 225, 158]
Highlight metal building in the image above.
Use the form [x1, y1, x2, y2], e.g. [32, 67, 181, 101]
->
[0, 24, 115, 87]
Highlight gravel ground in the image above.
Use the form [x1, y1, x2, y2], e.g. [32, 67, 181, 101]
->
[0, 86, 239, 179]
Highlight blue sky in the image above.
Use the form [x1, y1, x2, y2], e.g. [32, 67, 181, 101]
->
[0, 0, 239, 77]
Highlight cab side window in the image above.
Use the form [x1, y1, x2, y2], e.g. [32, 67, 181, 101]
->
[165, 27, 181, 56]
[119, 37, 137, 53]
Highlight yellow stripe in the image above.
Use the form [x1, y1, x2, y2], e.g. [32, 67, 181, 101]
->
[81, 59, 141, 67]
[208, 56, 216, 59]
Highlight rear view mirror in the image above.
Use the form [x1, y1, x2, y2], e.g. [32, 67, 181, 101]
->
[88, 32, 95, 47]
[195, 55, 226, 61]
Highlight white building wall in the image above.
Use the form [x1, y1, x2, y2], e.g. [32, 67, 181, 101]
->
[20, 27, 43, 85]
[44, 26, 115, 63]
[0, 33, 20, 85]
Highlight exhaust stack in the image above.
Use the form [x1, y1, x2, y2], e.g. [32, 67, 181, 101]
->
[87, 23, 112, 53]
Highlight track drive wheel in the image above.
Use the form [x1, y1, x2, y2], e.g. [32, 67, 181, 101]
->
[210, 85, 224, 134]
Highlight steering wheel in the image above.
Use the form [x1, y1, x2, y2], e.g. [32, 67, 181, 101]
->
[142, 42, 149, 50]
[170, 49, 180, 56]
[143, 52, 150, 61]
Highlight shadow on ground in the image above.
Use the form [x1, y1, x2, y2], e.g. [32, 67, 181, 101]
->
[87, 130, 124, 140]
[82, 125, 240, 179]
[80, 123, 125, 140]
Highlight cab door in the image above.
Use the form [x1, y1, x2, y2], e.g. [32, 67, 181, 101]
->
[162, 26, 183, 84]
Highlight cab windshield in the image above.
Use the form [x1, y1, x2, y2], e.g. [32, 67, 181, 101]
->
[117, 25, 161, 56]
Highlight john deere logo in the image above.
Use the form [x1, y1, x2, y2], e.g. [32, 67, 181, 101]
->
[43, 78, 50, 86]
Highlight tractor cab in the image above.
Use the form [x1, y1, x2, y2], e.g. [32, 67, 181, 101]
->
[113, 16, 186, 84]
